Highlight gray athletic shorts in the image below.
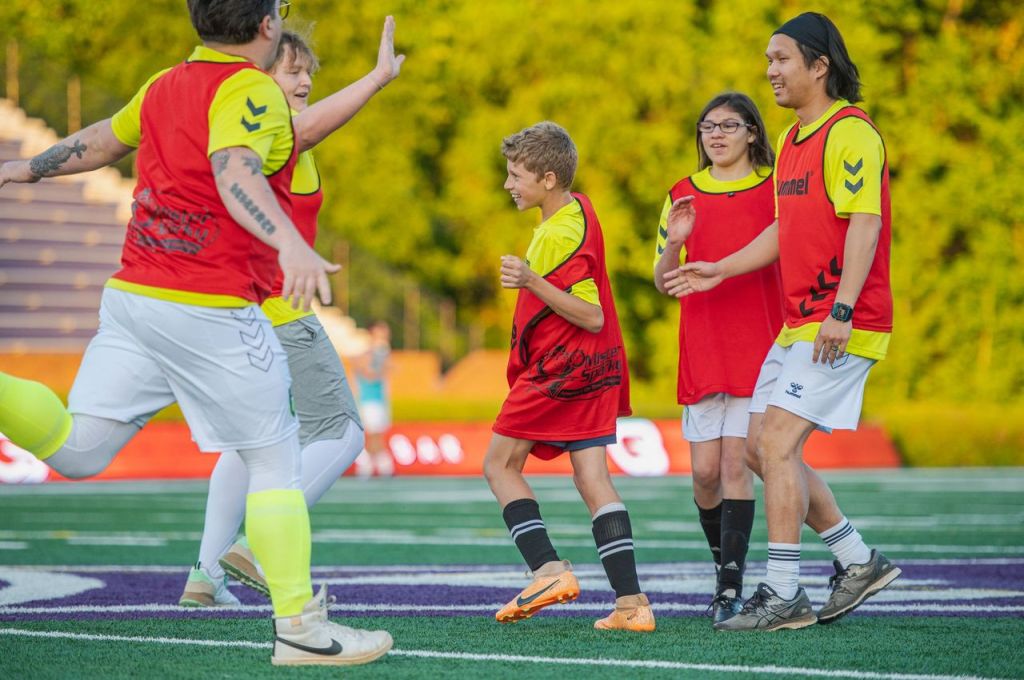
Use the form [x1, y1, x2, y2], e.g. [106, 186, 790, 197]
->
[274, 315, 362, 447]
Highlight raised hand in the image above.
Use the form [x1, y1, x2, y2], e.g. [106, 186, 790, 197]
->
[371, 16, 406, 88]
[500, 255, 534, 289]
[665, 195, 696, 247]
[663, 260, 725, 298]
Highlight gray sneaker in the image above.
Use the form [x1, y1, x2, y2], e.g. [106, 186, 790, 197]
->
[713, 583, 817, 631]
[818, 549, 901, 624]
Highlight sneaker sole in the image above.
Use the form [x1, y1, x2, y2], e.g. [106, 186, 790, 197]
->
[220, 555, 270, 598]
[271, 638, 393, 666]
[714, 613, 818, 632]
[178, 595, 213, 608]
[817, 566, 902, 625]
[496, 589, 579, 623]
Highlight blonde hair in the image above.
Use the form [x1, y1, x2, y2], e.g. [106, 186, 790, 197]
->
[501, 121, 577, 190]
[273, 29, 320, 74]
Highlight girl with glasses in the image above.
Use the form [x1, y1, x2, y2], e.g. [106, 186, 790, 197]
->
[652, 92, 783, 625]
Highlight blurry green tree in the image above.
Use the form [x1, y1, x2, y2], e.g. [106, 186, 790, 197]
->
[2, 0, 1021, 412]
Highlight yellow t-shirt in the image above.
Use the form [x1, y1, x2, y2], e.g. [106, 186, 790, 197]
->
[107, 46, 295, 308]
[524, 200, 600, 306]
[773, 100, 890, 360]
[260, 152, 319, 327]
[654, 167, 772, 270]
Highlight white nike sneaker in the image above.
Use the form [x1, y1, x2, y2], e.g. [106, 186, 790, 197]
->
[272, 585, 393, 666]
[178, 565, 241, 607]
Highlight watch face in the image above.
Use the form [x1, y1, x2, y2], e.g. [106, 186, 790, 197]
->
[831, 304, 853, 322]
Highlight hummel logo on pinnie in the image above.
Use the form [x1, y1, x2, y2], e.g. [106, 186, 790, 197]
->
[785, 382, 804, 398]
[516, 579, 560, 607]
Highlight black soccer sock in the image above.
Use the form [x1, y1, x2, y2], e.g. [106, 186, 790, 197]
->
[592, 505, 641, 598]
[696, 500, 723, 567]
[502, 498, 559, 572]
[718, 499, 755, 597]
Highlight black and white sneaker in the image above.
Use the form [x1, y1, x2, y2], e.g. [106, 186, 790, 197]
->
[709, 591, 743, 625]
[272, 585, 392, 666]
[818, 550, 902, 624]
[713, 583, 817, 631]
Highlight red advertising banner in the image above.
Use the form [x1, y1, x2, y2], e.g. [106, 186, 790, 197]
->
[0, 418, 900, 484]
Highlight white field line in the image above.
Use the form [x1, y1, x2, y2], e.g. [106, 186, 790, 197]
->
[3, 602, 1022, 616]
[0, 528, 1021, 555]
[0, 627, 1008, 680]
[6, 556, 1024, 574]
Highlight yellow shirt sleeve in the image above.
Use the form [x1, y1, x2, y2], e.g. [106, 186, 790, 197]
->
[208, 69, 293, 174]
[525, 205, 601, 307]
[824, 117, 884, 218]
[654, 194, 687, 271]
[291, 149, 321, 194]
[110, 68, 173, 148]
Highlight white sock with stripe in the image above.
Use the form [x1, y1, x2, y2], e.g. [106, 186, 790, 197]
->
[765, 542, 801, 600]
[819, 517, 872, 569]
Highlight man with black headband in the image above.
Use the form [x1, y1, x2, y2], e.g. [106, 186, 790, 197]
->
[669, 12, 901, 631]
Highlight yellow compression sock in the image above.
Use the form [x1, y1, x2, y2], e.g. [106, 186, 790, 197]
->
[246, 489, 313, 617]
[0, 372, 72, 460]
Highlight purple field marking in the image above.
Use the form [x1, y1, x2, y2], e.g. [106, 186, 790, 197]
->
[1, 560, 1021, 622]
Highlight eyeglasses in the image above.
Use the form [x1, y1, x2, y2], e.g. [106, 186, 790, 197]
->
[278, 0, 290, 19]
[697, 120, 751, 134]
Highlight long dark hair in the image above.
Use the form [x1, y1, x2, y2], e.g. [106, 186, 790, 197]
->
[695, 92, 774, 172]
[795, 14, 862, 103]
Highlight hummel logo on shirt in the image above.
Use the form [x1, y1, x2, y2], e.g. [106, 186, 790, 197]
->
[777, 171, 812, 196]
[785, 382, 804, 398]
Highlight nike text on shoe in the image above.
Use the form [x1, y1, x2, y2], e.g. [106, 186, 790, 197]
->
[818, 550, 902, 624]
[178, 566, 240, 607]
[495, 560, 579, 623]
[272, 586, 392, 666]
[219, 540, 269, 598]
[594, 593, 655, 632]
[713, 583, 817, 631]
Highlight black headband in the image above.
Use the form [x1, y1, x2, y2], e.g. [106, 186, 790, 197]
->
[774, 12, 830, 56]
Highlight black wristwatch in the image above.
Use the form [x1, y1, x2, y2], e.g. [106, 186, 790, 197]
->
[830, 302, 854, 323]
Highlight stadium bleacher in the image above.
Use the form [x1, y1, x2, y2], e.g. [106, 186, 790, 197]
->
[0, 130, 127, 353]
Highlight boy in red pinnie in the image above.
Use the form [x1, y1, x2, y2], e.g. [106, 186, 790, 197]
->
[483, 121, 653, 632]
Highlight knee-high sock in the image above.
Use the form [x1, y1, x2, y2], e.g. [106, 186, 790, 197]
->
[301, 424, 364, 507]
[197, 450, 249, 580]
[592, 503, 641, 598]
[718, 499, 755, 597]
[246, 489, 312, 617]
[196, 425, 363, 580]
[502, 498, 559, 572]
[696, 500, 723, 567]
[0, 373, 72, 459]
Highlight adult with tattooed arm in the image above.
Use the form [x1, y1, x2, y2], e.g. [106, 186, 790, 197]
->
[0, 0, 394, 667]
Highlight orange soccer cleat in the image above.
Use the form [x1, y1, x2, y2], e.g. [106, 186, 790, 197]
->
[495, 560, 580, 623]
[594, 593, 656, 632]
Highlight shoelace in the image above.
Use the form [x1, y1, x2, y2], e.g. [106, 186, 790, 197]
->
[705, 593, 732, 617]
[828, 566, 854, 594]
[739, 589, 769, 614]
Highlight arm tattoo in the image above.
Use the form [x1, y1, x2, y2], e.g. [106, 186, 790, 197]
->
[210, 150, 230, 177]
[229, 182, 277, 235]
[28, 139, 88, 178]
[242, 155, 263, 176]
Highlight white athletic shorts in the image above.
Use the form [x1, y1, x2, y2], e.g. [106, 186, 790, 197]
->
[68, 288, 299, 452]
[682, 393, 751, 442]
[748, 341, 875, 433]
[360, 401, 391, 434]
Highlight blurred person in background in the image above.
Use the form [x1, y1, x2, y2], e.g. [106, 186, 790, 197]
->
[354, 320, 394, 477]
